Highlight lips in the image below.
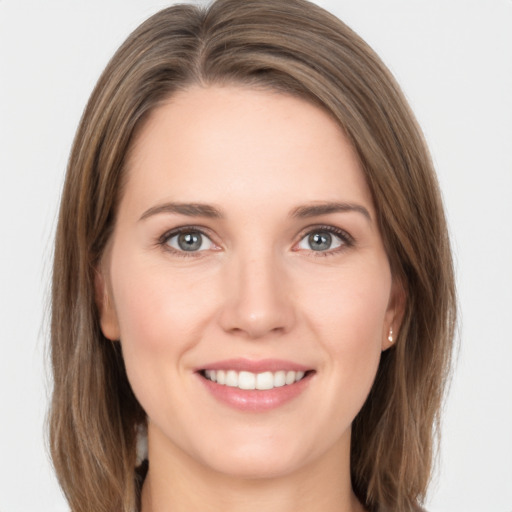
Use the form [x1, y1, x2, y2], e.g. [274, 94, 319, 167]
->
[196, 359, 314, 412]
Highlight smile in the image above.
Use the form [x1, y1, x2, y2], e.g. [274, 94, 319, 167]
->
[202, 369, 307, 390]
[196, 359, 314, 411]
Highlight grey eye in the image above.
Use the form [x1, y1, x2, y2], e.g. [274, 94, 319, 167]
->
[298, 230, 343, 252]
[167, 231, 214, 252]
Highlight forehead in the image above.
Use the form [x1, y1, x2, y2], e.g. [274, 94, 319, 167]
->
[122, 85, 373, 218]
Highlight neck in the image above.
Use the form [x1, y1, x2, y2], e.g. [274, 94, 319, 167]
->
[141, 427, 364, 512]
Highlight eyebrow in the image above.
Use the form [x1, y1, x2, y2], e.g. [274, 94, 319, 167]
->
[290, 202, 372, 221]
[139, 200, 371, 222]
[139, 202, 223, 221]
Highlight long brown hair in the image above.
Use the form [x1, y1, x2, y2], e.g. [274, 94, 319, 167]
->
[49, 1, 456, 511]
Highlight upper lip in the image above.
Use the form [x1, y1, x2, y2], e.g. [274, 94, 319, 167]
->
[196, 358, 312, 373]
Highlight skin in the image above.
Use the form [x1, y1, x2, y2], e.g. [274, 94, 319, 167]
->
[97, 85, 403, 512]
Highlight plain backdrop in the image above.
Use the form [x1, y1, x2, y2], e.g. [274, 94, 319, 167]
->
[1, 1, 511, 511]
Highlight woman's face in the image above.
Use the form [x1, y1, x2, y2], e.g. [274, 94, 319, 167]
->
[99, 85, 401, 479]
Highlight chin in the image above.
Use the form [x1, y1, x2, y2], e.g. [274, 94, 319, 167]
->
[202, 450, 309, 480]
[187, 428, 338, 481]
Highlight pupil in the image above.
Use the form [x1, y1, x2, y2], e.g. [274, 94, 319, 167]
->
[309, 232, 331, 251]
[178, 232, 201, 251]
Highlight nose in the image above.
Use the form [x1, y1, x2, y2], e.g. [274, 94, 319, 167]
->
[218, 250, 296, 339]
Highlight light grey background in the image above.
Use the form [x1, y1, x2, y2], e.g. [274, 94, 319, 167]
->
[1, 1, 511, 511]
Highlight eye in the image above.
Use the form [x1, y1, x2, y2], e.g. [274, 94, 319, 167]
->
[165, 230, 215, 252]
[296, 228, 349, 253]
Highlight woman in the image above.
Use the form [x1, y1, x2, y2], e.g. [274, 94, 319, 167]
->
[49, 0, 456, 511]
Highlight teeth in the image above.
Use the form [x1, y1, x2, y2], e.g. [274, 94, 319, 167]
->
[239, 371, 256, 390]
[274, 370, 286, 387]
[225, 370, 238, 387]
[203, 369, 308, 389]
[256, 371, 273, 390]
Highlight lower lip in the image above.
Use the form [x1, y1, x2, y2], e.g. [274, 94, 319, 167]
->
[198, 373, 313, 412]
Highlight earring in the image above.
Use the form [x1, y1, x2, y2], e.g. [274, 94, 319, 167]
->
[136, 423, 148, 466]
[388, 327, 394, 344]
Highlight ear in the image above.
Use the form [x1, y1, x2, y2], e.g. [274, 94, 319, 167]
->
[382, 277, 406, 351]
[94, 268, 120, 341]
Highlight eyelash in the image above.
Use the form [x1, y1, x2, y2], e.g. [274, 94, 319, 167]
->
[157, 224, 355, 258]
[157, 225, 217, 258]
[295, 225, 355, 257]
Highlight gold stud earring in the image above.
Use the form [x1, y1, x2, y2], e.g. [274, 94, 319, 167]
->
[388, 327, 394, 343]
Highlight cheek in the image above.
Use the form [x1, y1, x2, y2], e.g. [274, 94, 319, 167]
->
[110, 254, 216, 352]
[107, 251, 219, 405]
[108, 258, 210, 419]
[300, 258, 391, 387]
[311, 253, 390, 329]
